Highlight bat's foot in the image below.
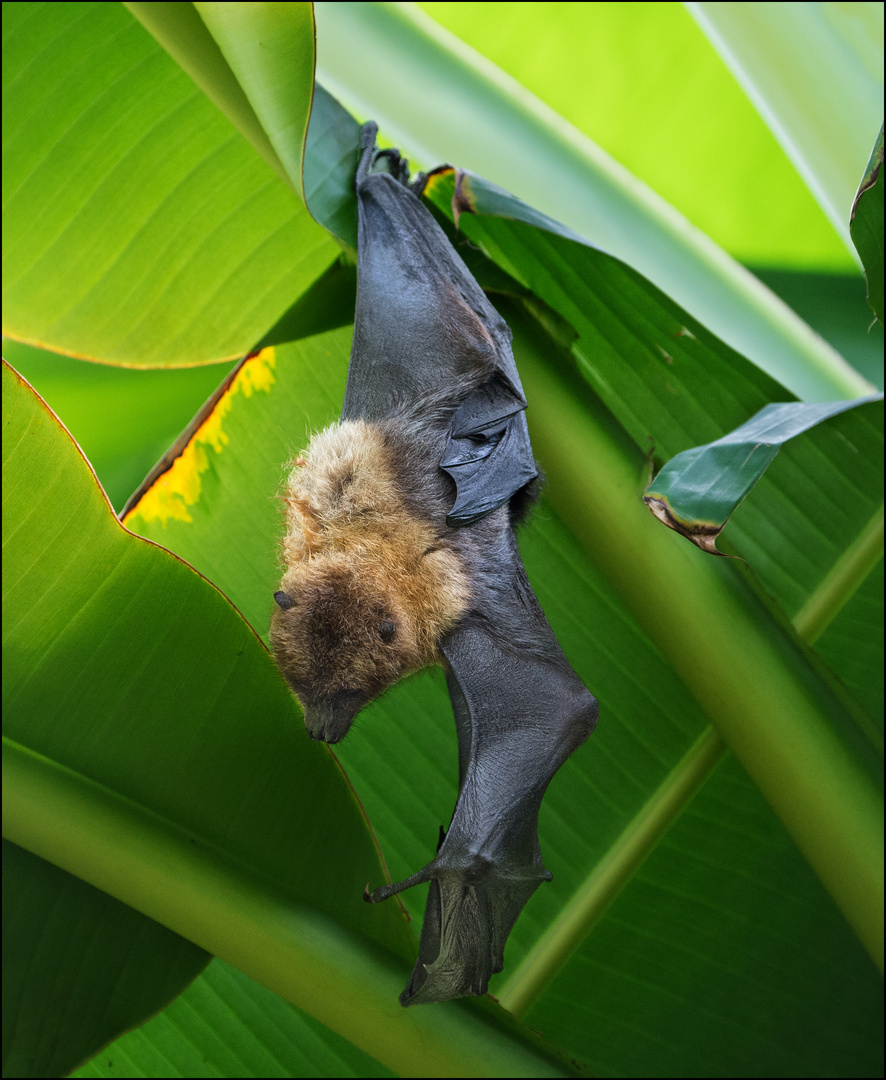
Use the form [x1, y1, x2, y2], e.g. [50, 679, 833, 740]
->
[356, 121, 410, 189]
[364, 864, 433, 904]
[371, 146, 410, 186]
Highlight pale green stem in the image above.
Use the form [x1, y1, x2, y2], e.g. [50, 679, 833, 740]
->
[794, 505, 884, 646]
[2, 739, 576, 1079]
[498, 727, 727, 1018]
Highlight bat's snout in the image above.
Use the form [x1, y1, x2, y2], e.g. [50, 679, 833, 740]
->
[302, 689, 367, 744]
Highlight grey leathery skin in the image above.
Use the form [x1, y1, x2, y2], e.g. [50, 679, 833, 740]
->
[283, 121, 598, 1005]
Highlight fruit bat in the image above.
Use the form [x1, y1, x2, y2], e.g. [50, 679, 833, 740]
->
[270, 123, 598, 1006]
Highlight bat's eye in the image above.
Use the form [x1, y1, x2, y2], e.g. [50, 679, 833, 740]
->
[378, 620, 396, 642]
[274, 591, 293, 610]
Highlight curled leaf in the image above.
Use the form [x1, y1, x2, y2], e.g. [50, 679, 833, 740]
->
[645, 397, 883, 554]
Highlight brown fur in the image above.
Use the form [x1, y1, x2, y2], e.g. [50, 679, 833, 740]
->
[270, 421, 471, 710]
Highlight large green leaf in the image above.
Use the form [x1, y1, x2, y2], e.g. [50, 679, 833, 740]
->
[312, 0, 871, 401]
[2, 361, 579, 1079]
[1, 2, 337, 366]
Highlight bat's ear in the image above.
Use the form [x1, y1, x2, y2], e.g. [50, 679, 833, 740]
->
[284, 496, 323, 554]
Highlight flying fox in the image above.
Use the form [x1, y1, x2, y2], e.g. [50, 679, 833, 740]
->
[270, 123, 597, 1006]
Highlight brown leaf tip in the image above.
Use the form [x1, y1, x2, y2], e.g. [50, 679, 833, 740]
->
[644, 495, 729, 557]
[452, 170, 477, 231]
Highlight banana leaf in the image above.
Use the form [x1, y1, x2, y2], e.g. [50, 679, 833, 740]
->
[3, 4, 882, 1078]
[851, 123, 885, 325]
[2, 359, 578, 1080]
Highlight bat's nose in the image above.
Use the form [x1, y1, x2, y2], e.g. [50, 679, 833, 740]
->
[303, 689, 367, 743]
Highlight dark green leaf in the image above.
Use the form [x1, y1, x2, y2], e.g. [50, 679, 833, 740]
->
[644, 396, 883, 555]
[2, 839, 209, 1079]
[304, 84, 362, 249]
[851, 123, 884, 325]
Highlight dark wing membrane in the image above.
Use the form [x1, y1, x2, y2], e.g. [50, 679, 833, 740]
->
[441, 375, 538, 526]
[342, 124, 529, 427]
[366, 540, 598, 1006]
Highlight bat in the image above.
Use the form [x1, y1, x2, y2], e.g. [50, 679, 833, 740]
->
[270, 122, 598, 1005]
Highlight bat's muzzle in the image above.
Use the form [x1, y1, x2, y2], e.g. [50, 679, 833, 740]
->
[302, 689, 367, 744]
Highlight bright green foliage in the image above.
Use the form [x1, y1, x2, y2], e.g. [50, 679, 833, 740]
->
[416, 1, 859, 271]
[2, 1, 337, 366]
[2, 4, 883, 1079]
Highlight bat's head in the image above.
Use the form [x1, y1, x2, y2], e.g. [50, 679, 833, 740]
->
[270, 421, 470, 743]
[271, 549, 467, 742]
[270, 554, 417, 741]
